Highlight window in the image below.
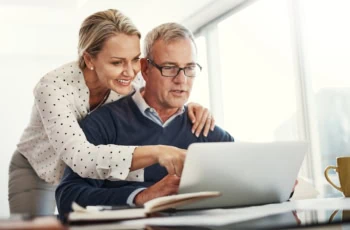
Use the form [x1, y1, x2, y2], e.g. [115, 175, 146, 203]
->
[188, 36, 210, 109]
[218, 0, 299, 142]
[300, 0, 350, 197]
[194, 0, 350, 198]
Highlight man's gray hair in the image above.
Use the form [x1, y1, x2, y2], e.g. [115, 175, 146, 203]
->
[143, 22, 197, 59]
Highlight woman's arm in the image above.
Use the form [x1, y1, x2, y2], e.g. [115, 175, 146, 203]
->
[80, 108, 187, 177]
[131, 145, 186, 176]
[33, 79, 141, 181]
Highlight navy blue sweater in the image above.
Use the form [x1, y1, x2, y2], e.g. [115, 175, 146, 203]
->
[56, 95, 234, 215]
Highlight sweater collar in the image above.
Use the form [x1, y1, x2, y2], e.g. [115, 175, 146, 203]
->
[132, 88, 185, 126]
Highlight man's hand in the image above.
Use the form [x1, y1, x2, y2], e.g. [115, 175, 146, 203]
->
[134, 174, 180, 206]
[156, 146, 186, 176]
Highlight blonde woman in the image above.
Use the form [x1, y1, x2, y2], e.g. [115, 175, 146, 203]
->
[8, 9, 215, 216]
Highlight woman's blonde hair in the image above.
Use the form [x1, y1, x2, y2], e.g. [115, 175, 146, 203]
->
[78, 9, 141, 69]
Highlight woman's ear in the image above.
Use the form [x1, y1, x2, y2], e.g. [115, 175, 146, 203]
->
[140, 58, 149, 82]
[83, 52, 94, 70]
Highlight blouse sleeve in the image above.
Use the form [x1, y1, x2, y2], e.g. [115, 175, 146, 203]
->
[33, 80, 143, 182]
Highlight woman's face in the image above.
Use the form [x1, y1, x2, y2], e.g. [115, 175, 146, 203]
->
[91, 34, 141, 95]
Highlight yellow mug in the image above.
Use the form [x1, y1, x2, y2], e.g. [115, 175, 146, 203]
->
[324, 156, 350, 197]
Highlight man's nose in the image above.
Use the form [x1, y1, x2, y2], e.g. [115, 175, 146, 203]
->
[173, 69, 187, 83]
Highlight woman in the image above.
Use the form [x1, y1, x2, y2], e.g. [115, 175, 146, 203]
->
[8, 9, 214, 215]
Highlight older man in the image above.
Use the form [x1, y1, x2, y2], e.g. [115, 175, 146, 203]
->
[56, 22, 234, 215]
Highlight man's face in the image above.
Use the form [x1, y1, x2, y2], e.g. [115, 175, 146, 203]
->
[142, 38, 197, 110]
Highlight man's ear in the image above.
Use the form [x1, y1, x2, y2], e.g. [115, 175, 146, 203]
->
[83, 52, 94, 70]
[140, 58, 149, 82]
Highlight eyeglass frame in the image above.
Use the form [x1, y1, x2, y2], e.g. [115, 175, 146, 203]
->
[146, 58, 202, 78]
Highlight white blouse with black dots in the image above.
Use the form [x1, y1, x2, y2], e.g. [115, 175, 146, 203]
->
[17, 61, 145, 184]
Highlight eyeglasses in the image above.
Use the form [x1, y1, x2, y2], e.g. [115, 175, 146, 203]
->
[147, 59, 202, 78]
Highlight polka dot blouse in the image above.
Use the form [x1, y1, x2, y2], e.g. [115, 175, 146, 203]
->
[17, 61, 145, 184]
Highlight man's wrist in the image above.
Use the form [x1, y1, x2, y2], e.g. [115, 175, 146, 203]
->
[134, 190, 145, 206]
[127, 187, 146, 206]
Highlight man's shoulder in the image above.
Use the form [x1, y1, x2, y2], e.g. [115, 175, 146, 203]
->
[205, 125, 234, 142]
[180, 108, 234, 142]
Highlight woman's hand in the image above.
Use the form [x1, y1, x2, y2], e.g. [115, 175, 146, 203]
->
[131, 145, 186, 174]
[155, 145, 186, 177]
[187, 102, 215, 137]
[157, 145, 186, 176]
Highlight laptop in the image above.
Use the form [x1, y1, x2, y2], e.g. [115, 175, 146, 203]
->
[178, 141, 308, 210]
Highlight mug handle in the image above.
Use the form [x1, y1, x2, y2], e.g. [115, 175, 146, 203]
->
[328, 209, 339, 223]
[324, 166, 343, 192]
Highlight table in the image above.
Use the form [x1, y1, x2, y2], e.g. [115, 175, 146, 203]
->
[3, 198, 350, 229]
[66, 198, 350, 229]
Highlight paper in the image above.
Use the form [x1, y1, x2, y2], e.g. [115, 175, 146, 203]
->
[70, 224, 144, 230]
[118, 198, 350, 227]
[293, 197, 350, 210]
[70, 198, 350, 228]
[118, 202, 296, 226]
[290, 177, 320, 200]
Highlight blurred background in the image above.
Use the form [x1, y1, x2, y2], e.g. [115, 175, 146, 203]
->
[0, 0, 350, 217]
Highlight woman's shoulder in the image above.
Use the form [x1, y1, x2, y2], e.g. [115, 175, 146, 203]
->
[41, 61, 81, 81]
[34, 61, 84, 91]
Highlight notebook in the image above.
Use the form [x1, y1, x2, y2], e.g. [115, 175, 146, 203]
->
[178, 141, 308, 209]
[69, 191, 221, 222]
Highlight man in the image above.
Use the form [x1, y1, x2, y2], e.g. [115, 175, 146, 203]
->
[56, 22, 234, 215]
